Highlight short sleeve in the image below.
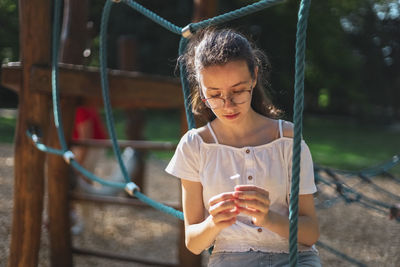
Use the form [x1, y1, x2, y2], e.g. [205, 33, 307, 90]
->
[287, 140, 317, 195]
[165, 130, 201, 182]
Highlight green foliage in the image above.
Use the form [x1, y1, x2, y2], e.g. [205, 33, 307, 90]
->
[303, 115, 400, 173]
[0, 0, 18, 64]
[0, 116, 15, 143]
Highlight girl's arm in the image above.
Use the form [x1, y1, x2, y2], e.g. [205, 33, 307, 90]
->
[181, 179, 238, 255]
[235, 188, 319, 246]
[263, 194, 319, 246]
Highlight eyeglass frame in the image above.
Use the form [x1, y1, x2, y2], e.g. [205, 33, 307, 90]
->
[200, 86, 254, 109]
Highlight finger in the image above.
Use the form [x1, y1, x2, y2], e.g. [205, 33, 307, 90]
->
[235, 199, 269, 213]
[209, 199, 237, 216]
[234, 191, 270, 205]
[213, 209, 238, 224]
[235, 185, 269, 196]
[236, 206, 260, 217]
[217, 217, 237, 229]
[209, 192, 235, 206]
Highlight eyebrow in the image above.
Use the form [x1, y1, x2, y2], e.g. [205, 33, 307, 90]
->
[207, 81, 248, 90]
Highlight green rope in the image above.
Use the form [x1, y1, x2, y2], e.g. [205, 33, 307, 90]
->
[334, 154, 400, 177]
[51, 0, 67, 152]
[289, 0, 311, 266]
[191, 0, 283, 32]
[135, 191, 184, 220]
[121, 0, 284, 37]
[178, 37, 196, 130]
[122, 0, 182, 35]
[100, 1, 131, 184]
[45, 0, 314, 259]
[99, 1, 184, 218]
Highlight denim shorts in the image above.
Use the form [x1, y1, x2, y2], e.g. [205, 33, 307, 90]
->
[208, 250, 321, 267]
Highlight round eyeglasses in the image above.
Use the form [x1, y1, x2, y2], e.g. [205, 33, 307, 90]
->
[201, 88, 252, 109]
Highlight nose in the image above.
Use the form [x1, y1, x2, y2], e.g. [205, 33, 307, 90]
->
[223, 96, 236, 108]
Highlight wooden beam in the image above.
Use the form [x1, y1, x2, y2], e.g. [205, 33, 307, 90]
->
[0, 63, 21, 93]
[8, 1, 51, 266]
[71, 139, 177, 150]
[1, 63, 184, 109]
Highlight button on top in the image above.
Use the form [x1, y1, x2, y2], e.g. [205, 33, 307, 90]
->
[248, 175, 253, 180]
[257, 228, 262, 233]
[245, 149, 250, 154]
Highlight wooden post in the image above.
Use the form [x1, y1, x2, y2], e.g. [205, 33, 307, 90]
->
[46, 99, 76, 267]
[8, 1, 51, 267]
[46, 0, 89, 266]
[192, 0, 217, 22]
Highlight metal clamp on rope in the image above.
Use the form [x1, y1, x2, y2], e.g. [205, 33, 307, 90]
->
[181, 24, 193, 39]
[125, 182, 140, 196]
[28, 125, 42, 143]
[63, 150, 75, 164]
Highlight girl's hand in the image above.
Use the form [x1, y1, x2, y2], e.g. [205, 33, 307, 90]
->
[208, 192, 239, 230]
[233, 185, 270, 227]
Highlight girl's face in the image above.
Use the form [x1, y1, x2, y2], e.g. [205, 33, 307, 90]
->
[198, 60, 257, 124]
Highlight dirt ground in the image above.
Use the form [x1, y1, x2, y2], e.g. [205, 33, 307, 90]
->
[1, 143, 399, 267]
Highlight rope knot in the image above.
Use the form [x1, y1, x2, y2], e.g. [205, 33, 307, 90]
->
[63, 150, 75, 164]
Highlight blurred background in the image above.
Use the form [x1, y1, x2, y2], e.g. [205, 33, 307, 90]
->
[1, 0, 399, 171]
[0, 1, 399, 266]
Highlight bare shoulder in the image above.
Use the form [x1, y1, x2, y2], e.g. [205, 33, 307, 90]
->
[281, 120, 294, 138]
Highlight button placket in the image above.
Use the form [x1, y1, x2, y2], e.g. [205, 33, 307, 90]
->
[244, 147, 255, 185]
[244, 148, 253, 184]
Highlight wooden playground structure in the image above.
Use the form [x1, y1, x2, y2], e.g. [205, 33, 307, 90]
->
[2, 0, 217, 266]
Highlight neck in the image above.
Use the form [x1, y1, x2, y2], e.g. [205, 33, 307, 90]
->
[213, 109, 264, 140]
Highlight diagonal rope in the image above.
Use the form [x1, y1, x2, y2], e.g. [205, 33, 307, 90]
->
[122, 0, 182, 35]
[289, 0, 311, 266]
[121, 0, 284, 37]
[191, 0, 283, 32]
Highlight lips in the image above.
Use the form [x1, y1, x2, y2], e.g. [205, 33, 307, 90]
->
[223, 113, 239, 120]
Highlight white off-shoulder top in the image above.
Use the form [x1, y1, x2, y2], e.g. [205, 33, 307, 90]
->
[166, 120, 317, 253]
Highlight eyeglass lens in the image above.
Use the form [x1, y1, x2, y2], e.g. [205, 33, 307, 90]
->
[206, 91, 251, 109]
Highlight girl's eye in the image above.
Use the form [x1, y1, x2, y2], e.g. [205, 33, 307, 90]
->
[209, 94, 221, 98]
[233, 90, 246, 94]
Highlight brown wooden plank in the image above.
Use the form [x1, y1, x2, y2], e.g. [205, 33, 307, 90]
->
[8, 1, 51, 267]
[1, 63, 184, 109]
[0, 63, 21, 93]
[71, 139, 177, 150]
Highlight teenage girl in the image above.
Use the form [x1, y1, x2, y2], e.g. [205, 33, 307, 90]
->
[166, 28, 321, 267]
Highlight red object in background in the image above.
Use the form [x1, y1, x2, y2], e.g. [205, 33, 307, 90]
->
[72, 107, 107, 140]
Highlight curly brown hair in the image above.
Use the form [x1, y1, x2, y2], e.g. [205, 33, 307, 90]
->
[179, 27, 281, 122]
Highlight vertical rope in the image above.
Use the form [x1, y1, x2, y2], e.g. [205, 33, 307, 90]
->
[99, 0, 132, 184]
[51, 0, 68, 151]
[289, 0, 311, 266]
[178, 37, 196, 130]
